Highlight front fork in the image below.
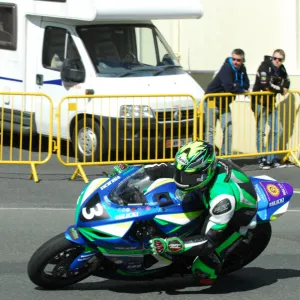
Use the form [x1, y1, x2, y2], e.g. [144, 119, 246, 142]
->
[65, 225, 99, 271]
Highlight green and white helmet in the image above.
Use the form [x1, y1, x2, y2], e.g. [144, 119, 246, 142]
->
[174, 140, 217, 192]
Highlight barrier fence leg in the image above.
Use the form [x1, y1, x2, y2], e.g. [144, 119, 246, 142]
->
[29, 163, 39, 183]
[71, 165, 89, 183]
[283, 150, 300, 167]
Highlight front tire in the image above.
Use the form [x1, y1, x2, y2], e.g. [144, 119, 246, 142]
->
[27, 233, 95, 289]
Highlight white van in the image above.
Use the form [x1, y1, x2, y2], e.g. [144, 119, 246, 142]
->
[0, 0, 204, 161]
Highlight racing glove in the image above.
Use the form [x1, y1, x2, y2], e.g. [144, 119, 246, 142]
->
[149, 237, 185, 255]
[109, 163, 131, 178]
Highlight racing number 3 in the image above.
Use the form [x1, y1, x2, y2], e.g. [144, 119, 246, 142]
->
[82, 203, 104, 220]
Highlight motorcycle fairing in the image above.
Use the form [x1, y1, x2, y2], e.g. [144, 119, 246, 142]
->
[251, 175, 293, 222]
[65, 170, 294, 275]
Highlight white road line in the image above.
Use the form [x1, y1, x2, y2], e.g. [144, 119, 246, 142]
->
[0, 207, 74, 211]
[294, 190, 300, 194]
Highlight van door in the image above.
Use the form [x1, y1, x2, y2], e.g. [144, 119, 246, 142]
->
[36, 23, 87, 138]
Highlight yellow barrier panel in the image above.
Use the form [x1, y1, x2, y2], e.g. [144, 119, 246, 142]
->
[198, 91, 300, 167]
[56, 94, 198, 183]
[283, 90, 300, 165]
[0, 92, 53, 182]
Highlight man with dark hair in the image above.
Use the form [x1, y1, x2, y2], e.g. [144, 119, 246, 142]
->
[204, 49, 250, 156]
[252, 49, 290, 169]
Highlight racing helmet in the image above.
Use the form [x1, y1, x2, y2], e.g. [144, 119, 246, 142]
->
[174, 140, 217, 192]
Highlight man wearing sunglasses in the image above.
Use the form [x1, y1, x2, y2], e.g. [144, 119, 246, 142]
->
[252, 49, 290, 169]
[204, 49, 250, 156]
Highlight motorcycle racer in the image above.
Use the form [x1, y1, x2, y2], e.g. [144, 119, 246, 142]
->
[142, 140, 258, 285]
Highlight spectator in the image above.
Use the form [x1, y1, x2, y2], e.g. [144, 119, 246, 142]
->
[204, 48, 250, 156]
[252, 49, 290, 169]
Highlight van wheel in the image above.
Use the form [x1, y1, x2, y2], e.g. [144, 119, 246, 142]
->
[72, 118, 103, 162]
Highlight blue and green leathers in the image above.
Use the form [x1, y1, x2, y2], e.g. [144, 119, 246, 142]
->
[147, 157, 258, 281]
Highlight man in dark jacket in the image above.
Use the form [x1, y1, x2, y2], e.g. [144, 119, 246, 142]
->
[204, 49, 250, 156]
[252, 49, 290, 169]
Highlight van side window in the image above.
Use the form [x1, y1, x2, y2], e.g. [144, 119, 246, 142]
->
[0, 4, 17, 50]
[42, 27, 81, 71]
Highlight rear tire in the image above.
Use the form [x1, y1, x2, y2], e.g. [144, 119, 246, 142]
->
[221, 222, 272, 275]
[27, 233, 95, 289]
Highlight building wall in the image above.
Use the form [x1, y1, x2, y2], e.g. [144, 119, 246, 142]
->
[154, 0, 300, 86]
[154, 1, 300, 161]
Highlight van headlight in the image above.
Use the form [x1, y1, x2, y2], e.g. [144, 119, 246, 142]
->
[120, 105, 154, 118]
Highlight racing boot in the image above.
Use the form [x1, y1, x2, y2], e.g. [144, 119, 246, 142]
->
[191, 252, 223, 286]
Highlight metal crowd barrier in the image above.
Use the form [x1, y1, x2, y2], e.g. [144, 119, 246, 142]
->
[0, 92, 53, 182]
[56, 94, 198, 183]
[0, 91, 299, 184]
[198, 91, 300, 167]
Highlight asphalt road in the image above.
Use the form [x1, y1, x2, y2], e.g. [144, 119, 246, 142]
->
[0, 155, 300, 300]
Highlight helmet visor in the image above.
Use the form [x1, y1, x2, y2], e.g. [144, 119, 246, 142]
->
[174, 169, 208, 186]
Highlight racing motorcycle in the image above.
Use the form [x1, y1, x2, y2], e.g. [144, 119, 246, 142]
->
[27, 165, 294, 289]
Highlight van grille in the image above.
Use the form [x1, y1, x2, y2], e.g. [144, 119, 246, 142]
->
[156, 109, 194, 122]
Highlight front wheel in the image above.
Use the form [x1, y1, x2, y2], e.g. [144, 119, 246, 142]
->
[27, 233, 96, 289]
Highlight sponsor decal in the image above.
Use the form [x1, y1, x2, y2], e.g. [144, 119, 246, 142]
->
[69, 228, 79, 240]
[114, 260, 123, 265]
[115, 212, 139, 220]
[168, 240, 183, 252]
[266, 184, 280, 197]
[269, 198, 284, 207]
[255, 184, 267, 201]
[177, 155, 188, 166]
[114, 247, 138, 250]
[278, 183, 287, 196]
[100, 176, 121, 190]
[212, 199, 231, 215]
[127, 263, 142, 269]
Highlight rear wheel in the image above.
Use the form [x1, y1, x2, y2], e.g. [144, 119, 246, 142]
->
[27, 233, 97, 289]
[221, 222, 272, 275]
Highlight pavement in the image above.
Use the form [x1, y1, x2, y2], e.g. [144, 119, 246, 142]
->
[0, 151, 300, 300]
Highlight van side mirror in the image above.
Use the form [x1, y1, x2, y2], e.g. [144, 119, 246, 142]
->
[61, 58, 85, 83]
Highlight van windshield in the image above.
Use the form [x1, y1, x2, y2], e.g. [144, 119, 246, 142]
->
[77, 24, 184, 78]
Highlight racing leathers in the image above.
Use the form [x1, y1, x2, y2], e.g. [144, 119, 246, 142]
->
[146, 159, 258, 281]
